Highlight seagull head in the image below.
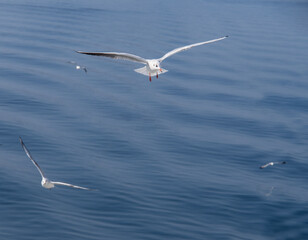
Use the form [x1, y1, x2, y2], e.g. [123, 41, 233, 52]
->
[148, 60, 162, 72]
[41, 178, 47, 186]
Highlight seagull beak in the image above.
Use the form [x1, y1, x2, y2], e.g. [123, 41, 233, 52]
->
[160, 68, 162, 72]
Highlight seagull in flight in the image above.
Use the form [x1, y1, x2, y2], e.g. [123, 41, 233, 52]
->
[19, 137, 92, 190]
[67, 61, 88, 73]
[77, 36, 228, 82]
[260, 161, 286, 169]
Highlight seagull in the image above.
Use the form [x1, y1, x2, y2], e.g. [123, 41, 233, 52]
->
[19, 137, 92, 190]
[76, 36, 228, 82]
[260, 161, 286, 169]
[67, 61, 88, 73]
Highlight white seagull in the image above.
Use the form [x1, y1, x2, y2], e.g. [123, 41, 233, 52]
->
[19, 137, 92, 190]
[67, 61, 88, 73]
[260, 161, 286, 169]
[76, 36, 228, 81]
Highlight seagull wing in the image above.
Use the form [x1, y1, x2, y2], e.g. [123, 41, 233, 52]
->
[82, 67, 88, 73]
[260, 163, 269, 169]
[76, 51, 148, 64]
[260, 162, 275, 169]
[159, 36, 228, 62]
[51, 181, 92, 190]
[276, 161, 287, 165]
[19, 137, 45, 178]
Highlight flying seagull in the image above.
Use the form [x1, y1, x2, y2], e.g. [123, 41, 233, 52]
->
[76, 36, 228, 82]
[260, 161, 286, 169]
[67, 61, 88, 73]
[19, 137, 92, 190]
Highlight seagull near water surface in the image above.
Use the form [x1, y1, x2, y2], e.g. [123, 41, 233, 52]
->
[67, 61, 88, 73]
[19, 137, 92, 190]
[260, 161, 286, 169]
[77, 36, 228, 81]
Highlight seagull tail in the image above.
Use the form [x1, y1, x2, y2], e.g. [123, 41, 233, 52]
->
[134, 66, 148, 76]
[134, 66, 168, 76]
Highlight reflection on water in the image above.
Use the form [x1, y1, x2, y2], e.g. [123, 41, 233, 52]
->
[0, 0, 307, 239]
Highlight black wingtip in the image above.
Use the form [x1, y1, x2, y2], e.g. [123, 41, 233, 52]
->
[19, 136, 23, 143]
[225, 35, 229, 38]
[282, 161, 286, 164]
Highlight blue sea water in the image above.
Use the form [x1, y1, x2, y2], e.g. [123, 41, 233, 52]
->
[0, 0, 308, 239]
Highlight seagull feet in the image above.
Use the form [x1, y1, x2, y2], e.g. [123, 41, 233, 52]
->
[149, 74, 152, 82]
[156, 73, 158, 79]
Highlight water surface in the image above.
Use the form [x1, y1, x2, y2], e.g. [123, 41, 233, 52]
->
[0, 0, 308, 239]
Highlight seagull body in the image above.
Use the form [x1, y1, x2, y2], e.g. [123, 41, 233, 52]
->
[77, 36, 228, 81]
[260, 161, 286, 169]
[19, 137, 91, 190]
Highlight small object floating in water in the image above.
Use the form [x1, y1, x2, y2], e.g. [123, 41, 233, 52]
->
[67, 61, 87, 73]
[260, 161, 286, 169]
[76, 36, 228, 82]
[19, 137, 92, 190]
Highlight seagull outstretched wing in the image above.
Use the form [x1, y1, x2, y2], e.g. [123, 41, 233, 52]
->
[260, 162, 272, 169]
[159, 36, 228, 62]
[51, 181, 92, 190]
[19, 137, 45, 178]
[76, 51, 148, 64]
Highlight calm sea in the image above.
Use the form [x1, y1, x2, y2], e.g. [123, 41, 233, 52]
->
[0, 0, 307, 239]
